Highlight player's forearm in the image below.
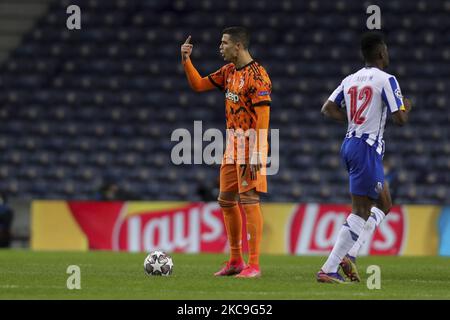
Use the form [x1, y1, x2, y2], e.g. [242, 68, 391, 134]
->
[393, 98, 411, 126]
[329, 110, 347, 123]
[321, 101, 347, 123]
[254, 106, 270, 156]
[183, 58, 215, 92]
[392, 110, 408, 126]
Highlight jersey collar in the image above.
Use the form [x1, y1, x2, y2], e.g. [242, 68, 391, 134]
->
[235, 60, 256, 71]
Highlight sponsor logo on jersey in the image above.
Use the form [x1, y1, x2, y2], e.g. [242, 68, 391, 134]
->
[257, 90, 270, 96]
[225, 90, 239, 103]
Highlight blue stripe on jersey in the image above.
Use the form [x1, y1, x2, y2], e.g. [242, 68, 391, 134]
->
[381, 88, 394, 113]
[388, 77, 403, 108]
[334, 91, 344, 106]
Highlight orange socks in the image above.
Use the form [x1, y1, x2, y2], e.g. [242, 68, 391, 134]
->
[220, 200, 264, 266]
[242, 203, 263, 267]
[220, 201, 243, 263]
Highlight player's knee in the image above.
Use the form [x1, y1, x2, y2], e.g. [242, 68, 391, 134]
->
[217, 197, 237, 208]
[217, 192, 238, 208]
[353, 204, 372, 220]
[354, 210, 371, 220]
[239, 190, 260, 205]
[378, 202, 392, 214]
[376, 197, 392, 214]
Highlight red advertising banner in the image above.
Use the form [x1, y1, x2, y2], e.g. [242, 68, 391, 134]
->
[67, 201, 249, 253]
[288, 204, 405, 255]
[33, 201, 418, 255]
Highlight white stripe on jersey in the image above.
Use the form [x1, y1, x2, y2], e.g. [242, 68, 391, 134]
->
[328, 67, 405, 155]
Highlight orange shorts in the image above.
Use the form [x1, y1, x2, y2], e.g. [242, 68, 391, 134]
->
[219, 162, 267, 194]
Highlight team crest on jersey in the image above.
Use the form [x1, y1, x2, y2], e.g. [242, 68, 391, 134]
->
[238, 77, 245, 90]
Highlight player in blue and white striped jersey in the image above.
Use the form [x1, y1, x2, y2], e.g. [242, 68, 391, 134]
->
[317, 32, 412, 283]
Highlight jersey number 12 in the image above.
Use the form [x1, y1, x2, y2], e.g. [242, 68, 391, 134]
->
[347, 86, 373, 125]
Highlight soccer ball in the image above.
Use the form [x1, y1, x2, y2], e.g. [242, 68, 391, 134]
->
[143, 250, 173, 276]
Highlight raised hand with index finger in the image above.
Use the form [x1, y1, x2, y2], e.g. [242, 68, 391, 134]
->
[181, 35, 193, 61]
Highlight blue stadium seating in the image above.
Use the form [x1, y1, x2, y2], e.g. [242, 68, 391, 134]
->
[0, 0, 448, 204]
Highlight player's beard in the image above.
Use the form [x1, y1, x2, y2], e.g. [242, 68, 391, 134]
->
[223, 50, 238, 64]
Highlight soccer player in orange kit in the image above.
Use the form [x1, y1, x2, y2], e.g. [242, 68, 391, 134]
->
[181, 26, 272, 278]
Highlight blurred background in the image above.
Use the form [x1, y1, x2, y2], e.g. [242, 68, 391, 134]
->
[0, 0, 448, 250]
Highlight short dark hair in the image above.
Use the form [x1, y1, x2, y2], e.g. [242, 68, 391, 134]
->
[360, 32, 385, 62]
[222, 26, 250, 49]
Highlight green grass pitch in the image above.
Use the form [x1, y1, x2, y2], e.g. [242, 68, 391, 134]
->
[1, 250, 449, 299]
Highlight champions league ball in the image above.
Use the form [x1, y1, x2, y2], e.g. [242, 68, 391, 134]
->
[144, 251, 174, 276]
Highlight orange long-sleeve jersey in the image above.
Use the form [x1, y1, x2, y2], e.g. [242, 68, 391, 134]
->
[183, 57, 271, 161]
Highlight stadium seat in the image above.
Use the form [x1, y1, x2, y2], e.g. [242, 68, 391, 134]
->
[0, 0, 447, 204]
